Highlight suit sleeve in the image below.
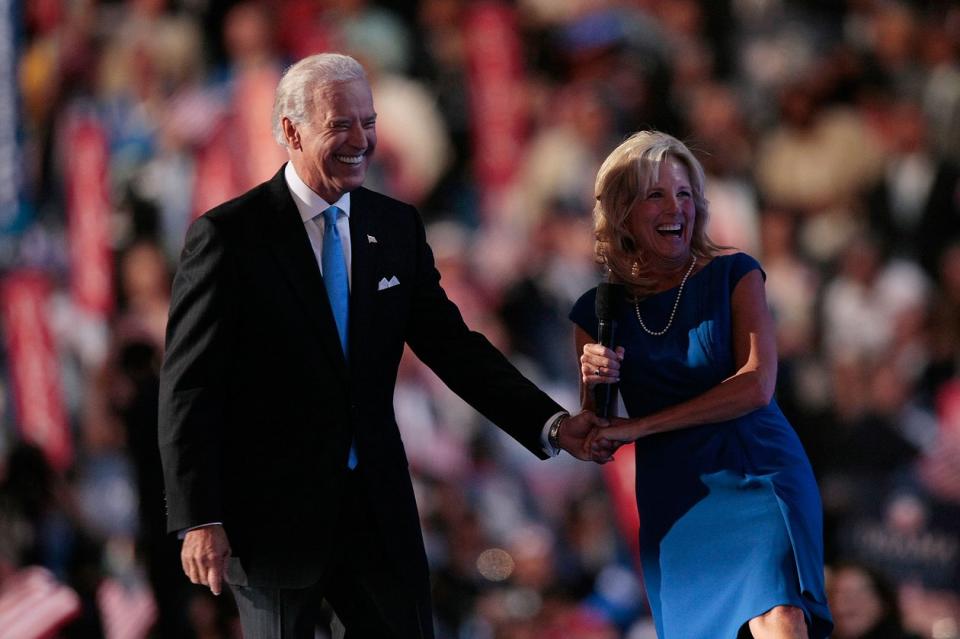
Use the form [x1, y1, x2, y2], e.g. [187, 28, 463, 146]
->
[403, 210, 563, 458]
[158, 216, 235, 533]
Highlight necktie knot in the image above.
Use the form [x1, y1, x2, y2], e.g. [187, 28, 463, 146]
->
[322, 206, 341, 229]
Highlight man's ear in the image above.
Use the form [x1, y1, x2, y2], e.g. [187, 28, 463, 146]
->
[281, 117, 300, 150]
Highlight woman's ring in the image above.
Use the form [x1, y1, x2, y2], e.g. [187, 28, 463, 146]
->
[595, 368, 602, 377]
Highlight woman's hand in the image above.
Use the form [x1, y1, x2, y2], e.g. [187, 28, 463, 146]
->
[593, 416, 648, 447]
[580, 344, 624, 387]
[586, 425, 623, 461]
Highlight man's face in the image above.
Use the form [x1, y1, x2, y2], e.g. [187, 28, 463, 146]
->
[285, 78, 377, 202]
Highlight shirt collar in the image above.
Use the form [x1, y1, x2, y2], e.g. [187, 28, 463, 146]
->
[284, 162, 352, 223]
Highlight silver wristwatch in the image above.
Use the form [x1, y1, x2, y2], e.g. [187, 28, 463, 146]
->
[548, 413, 568, 450]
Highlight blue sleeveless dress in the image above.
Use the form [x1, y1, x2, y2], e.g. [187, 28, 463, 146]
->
[570, 253, 832, 639]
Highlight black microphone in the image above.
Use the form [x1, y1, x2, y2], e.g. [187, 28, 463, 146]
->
[594, 282, 623, 418]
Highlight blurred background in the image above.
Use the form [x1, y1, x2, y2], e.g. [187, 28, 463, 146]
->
[1, 0, 959, 637]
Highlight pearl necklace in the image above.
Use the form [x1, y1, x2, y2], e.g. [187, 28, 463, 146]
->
[634, 256, 697, 336]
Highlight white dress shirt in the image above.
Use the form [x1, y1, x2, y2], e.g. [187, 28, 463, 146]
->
[284, 162, 353, 286]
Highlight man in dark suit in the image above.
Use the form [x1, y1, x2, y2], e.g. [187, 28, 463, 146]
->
[158, 53, 609, 638]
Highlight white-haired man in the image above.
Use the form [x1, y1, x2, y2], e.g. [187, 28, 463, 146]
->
[158, 53, 609, 638]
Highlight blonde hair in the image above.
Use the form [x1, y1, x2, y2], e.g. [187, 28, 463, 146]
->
[593, 131, 724, 298]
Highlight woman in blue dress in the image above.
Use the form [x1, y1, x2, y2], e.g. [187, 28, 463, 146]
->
[569, 131, 833, 638]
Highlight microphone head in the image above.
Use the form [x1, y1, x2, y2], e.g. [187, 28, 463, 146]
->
[595, 282, 623, 321]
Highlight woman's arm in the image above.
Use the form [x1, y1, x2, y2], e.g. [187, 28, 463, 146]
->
[598, 269, 778, 442]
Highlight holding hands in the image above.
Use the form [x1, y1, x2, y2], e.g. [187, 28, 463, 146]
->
[558, 411, 617, 463]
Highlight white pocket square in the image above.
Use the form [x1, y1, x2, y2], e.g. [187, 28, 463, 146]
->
[378, 276, 400, 291]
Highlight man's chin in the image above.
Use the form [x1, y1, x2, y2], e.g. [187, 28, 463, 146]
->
[338, 173, 367, 194]
[334, 181, 361, 195]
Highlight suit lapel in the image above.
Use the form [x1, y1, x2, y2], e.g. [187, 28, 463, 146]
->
[262, 168, 349, 377]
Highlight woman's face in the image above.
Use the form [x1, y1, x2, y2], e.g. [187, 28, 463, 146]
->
[627, 156, 696, 269]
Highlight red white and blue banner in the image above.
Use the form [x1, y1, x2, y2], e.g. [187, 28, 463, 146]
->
[64, 112, 114, 317]
[465, 2, 527, 218]
[0, 566, 81, 638]
[1, 271, 72, 472]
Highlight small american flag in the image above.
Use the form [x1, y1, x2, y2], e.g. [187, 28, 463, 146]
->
[0, 566, 81, 639]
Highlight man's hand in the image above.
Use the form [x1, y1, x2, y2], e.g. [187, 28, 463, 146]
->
[181, 524, 231, 596]
[559, 411, 616, 463]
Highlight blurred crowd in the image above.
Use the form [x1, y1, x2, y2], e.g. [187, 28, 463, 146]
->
[2, 0, 960, 637]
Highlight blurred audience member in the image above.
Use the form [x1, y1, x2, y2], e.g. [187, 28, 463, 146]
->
[918, 15, 960, 166]
[755, 75, 884, 262]
[828, 560, 921, 639]
[686, 82, 760, 255]
[922, 244, 960, 400]
[219, 1, 288, 190]
[513, 82, 617, 232]
[867, 98, 960, 279]
[499, 203, 597, 385]
[821, 235, 930, 375]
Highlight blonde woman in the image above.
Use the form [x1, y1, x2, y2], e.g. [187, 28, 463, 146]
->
[572, 131, 833, 638]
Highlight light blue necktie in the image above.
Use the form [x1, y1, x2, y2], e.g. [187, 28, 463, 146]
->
[322, 206, 357, 469]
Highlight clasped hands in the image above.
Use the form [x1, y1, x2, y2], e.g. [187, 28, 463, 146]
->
[571, 343, 645, 459]
[558, 410, 619, 463]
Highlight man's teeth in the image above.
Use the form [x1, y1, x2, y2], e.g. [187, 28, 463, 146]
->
[335, 154, 364, 164]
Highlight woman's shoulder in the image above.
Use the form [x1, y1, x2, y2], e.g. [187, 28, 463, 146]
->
[708, 251, 765, 286]
[711, 250, 761, 268]
[570, 287, 599, 322]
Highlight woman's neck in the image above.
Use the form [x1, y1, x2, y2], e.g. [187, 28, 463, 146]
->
[645, 255, 696, 292]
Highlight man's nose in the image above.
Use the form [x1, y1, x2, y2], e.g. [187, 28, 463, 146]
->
[348, 122, 368, 148]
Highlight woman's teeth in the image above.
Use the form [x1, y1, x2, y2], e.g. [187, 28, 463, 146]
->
[656, 223, 682, 237]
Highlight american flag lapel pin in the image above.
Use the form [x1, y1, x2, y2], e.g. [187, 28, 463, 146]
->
[367, 234, 377, 244]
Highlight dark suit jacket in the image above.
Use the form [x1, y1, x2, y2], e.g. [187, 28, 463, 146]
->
[158, 167, 563, 590]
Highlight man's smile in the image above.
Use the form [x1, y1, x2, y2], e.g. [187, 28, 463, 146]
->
[335, 153, 365, 165]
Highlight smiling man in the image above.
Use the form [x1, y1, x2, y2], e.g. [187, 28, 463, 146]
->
[158, 53, 609, 639]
